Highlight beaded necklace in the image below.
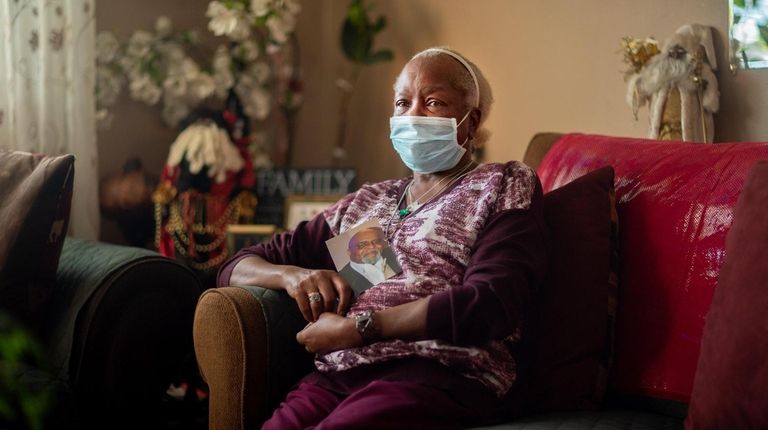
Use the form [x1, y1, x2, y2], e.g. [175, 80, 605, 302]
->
[400, 161, 474, 217]
[384, 161, 477, 238]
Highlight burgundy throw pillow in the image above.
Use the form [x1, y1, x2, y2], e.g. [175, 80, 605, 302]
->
[527, 166, 618, 412]
[685, 161, 768, 429]
[0, 151, 74, 330]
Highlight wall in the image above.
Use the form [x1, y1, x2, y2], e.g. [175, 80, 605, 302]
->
[96, 0, 768, 241]
[291, 0, 768, 185]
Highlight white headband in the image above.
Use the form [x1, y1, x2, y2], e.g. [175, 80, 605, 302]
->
[421, 48, 480, 108]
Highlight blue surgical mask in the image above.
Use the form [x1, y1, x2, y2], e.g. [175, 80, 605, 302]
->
[389, 111, 471, 173]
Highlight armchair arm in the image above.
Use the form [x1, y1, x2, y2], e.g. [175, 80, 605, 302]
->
[522, 132, 563, 169]
[49, 238, 202, 428]
[193, 286, 314, 430]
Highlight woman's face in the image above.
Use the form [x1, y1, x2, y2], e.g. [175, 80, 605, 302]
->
[393, 55, 480, 146]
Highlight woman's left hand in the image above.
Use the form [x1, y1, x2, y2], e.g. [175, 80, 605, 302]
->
[296, 312, 362, 355]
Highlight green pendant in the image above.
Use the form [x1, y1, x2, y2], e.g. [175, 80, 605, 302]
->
[398, 208, 411, 218]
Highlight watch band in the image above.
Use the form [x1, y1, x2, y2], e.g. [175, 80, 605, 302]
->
[354, 310, 380, 344]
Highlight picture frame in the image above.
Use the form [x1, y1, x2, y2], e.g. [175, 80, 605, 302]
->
[226, 224, 278, 255]
[283, 194, 343, 230]
[252, 168, 357, 226]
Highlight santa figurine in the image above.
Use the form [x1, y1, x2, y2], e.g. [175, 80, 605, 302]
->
[627, 24, 720, 143]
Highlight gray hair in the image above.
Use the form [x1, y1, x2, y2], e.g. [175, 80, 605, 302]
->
[402, 46, 494, 147]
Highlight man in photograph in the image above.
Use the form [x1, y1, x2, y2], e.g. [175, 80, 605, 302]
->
[339, 226, 401, 296]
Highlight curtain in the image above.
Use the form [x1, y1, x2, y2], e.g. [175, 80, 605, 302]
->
[0, 0, 98, 240]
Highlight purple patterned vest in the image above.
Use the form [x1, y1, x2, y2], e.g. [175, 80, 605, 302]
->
[320, 161, 536, 396]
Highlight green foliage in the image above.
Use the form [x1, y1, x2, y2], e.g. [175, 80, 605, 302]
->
[340, 0, 393, 65]
[731, 0, 768, 67]
[759, 22, 768, 46]
[0, 314, 52, 430]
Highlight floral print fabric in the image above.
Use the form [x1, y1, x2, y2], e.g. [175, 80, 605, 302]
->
[320, 161, 537, 396]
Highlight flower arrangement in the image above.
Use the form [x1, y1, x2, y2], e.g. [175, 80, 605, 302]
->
[97, 1, 303, 273]
[96, 18, 213, 128]
[96, 0, 303, 141]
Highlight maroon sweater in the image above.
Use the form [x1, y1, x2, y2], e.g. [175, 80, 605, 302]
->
[218, 162, 548, 400]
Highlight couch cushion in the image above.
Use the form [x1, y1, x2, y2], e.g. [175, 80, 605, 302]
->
[0, 151, 74, 330]
[536, 133, 768, 402]
[685, 161, 768, 429]
[527, 166, 618, 412]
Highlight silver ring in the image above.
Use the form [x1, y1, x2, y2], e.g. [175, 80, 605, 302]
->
[308, 292, 322, 303]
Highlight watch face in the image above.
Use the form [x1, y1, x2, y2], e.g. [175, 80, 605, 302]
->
[355, 311, 376, 341]
[356, 314, 371, 331]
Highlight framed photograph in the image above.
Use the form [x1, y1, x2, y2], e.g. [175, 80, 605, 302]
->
[283, 194, 343, 230]
[325, 219, 402, 297]
[226, 224, 278, 255]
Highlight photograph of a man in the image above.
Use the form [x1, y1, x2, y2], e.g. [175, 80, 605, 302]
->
[326, 222, 402, 297]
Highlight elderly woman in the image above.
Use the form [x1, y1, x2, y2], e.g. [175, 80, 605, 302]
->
[217, 47, 548, 429]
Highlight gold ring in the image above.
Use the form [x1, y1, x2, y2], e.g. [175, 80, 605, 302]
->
[308, 292, 322, 303]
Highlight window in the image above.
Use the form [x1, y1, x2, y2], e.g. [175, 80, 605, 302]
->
[730, 0, 768, 69]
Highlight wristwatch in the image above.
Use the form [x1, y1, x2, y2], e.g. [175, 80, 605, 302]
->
[354, 310, 380, 344]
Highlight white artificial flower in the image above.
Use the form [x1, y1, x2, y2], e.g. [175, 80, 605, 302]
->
[250, 0, 273, 17]
[228, 17, 252, 42]
[238, 85, 271, 120]
[126, 30, 154, 59]
[189, 74, 216, 102]
[213, 45, 232, 71]
[156, 41, 185, 63]
[266, 14, 292, 44]
[283, 0, 301, 15]
[213, 69, 234, 98]
[155, 16, 173, 38]
[129, 74, 162, 105]
[180, 58, 201, 81]
[211, 46, 234, 97]
[239, 39, 260, 61]
[249, 62, 271, 84]
[117, 55, 141, 78]
[96, 32, 120, 64]
[207, 1, 252, 42]
[96, 67, 124, 105]
[163, 73, 188, 98]
[207, 1, 233, 33]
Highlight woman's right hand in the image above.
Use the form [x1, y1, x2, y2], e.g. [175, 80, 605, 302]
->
[283, 267, 352, 322]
